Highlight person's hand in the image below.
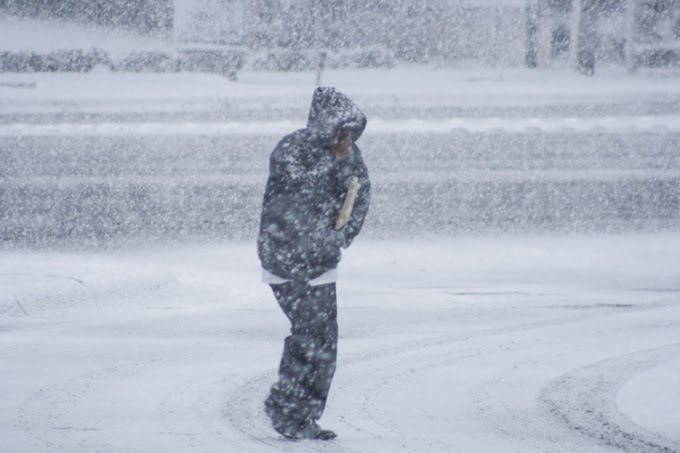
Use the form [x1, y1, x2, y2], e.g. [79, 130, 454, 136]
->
[329, 230, 347, 249]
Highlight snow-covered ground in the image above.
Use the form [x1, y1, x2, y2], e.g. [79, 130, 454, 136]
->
[2, 234, 680, 452]
[3, 66, 680, 117]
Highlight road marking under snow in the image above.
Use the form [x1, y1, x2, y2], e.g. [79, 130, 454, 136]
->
[1, 116, 680, 136]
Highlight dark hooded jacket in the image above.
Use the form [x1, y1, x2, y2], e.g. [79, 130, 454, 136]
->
[257, 87, 371, 281]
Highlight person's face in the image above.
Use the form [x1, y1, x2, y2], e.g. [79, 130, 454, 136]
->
[331, 129, 353, 160]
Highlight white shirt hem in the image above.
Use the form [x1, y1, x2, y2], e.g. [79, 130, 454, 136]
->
[262, 268, 338, 286]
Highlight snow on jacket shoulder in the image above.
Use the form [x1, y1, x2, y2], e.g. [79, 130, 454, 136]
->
[257, 87, 371, 281]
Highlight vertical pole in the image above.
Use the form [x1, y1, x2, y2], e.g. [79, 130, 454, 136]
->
[570, 0, 583, 68]
[624, 0, 636, 73]
[316, 52, 326, 86]
[525, 0, 539, 68]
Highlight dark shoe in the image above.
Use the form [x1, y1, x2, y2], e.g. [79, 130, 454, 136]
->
[273, 419, 336, 441]
[310, 426, 337, 440]
[299, 420, 337, 440]
[264, 397, 336, 441]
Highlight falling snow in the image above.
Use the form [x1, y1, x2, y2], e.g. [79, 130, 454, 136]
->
[1, 2, 680, 452]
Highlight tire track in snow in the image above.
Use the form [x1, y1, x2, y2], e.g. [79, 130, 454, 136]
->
[156, 369, 238, 453]
[333, 303, 667, 452]
[540, 343, 680, 453]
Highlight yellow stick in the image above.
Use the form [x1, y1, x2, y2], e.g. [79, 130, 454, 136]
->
[334, 176, 361, 230]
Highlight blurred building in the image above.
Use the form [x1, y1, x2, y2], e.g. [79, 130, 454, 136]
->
[1, 0, 677, 69]
[526, 0, 680, 73]
[173, 0, 528, 66]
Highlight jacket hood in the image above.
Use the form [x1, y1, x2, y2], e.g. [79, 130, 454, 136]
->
[306, 87, 367, 146]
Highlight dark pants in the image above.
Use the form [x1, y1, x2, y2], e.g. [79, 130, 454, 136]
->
[265, 282, 338, 429]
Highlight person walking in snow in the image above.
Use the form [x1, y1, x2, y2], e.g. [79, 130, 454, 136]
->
[257, 87, 371, 440]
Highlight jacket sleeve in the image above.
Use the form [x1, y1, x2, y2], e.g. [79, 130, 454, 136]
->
[341, 145, 371, 247]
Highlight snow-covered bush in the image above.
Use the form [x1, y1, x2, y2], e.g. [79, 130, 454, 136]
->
[0, 48, 110, 72]
[178, 47, 248, 80]
[112, 51, 180, 73]
[0, 51, 34, 72]
[50, 48, 111, 72]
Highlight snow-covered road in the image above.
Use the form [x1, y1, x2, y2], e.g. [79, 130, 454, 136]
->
[2, 234, 679, 452]
[3, 115, 680, 136]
